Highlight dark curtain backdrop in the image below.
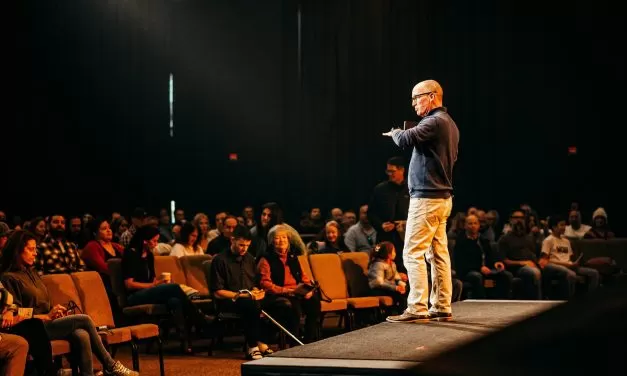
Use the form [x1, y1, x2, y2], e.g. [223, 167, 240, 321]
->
[6, 0, 625, 231]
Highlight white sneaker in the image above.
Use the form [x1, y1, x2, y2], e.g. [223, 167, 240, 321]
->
[246, 346, 263, 360]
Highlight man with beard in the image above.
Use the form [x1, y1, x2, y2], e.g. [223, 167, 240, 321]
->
[564, 210, 591, 239]
[498, 210, 542, 299]
[36, 215, 86, 275]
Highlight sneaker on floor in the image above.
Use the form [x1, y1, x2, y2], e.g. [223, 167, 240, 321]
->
[246, 346, 263, 360]
[429, 312, 453, 321]
[386, 311, 430, 323]
[104, 361, 139, 376]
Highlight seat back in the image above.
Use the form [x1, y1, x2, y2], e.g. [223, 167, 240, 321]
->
[70, 271, 115, 328]
[339, 252, 371, 297]
[41, 273, 84, 313]
[298, 254, 314, 281]
[107, 258, 129, 308]
[154, 256, 186, 284]
[180, 254, 213, 296]
[308, 254, 348, 300]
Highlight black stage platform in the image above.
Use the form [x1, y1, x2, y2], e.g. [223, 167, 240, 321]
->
[241, 300, 561, 376]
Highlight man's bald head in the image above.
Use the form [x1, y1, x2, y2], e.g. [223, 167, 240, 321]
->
[414, 79, 443, 98]
[412, 79, 444, 117]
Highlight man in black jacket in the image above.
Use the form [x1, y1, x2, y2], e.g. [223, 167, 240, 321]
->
[453, 215, 513, 299]
[368, 156, 410, 272]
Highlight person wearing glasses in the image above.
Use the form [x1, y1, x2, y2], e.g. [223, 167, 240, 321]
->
[344, 205, 377, 252]
[382, 79, 459, 323]
[367, 156, 410, 272]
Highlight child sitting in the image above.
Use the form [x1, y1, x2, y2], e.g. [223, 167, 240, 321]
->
[367, 241, 408, 312]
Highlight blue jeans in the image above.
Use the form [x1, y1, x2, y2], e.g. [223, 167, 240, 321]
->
[510, 265, 542, 300]
[45, 314, 115, 376]
[543, 264, 600, 298]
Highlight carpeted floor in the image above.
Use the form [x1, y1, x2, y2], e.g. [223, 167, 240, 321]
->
[65, 338, 247, 376]
[268, 300, 561, 362]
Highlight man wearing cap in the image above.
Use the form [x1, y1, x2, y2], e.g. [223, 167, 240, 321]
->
[120, 207, 147, 248]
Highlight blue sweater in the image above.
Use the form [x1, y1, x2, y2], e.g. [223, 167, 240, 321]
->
[391, 107, 459, 198]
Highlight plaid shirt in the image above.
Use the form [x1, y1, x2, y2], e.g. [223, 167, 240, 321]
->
[36, 236, 86, 275]
[119, 225, 137, 248]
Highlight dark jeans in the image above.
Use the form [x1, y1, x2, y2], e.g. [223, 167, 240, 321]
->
[264, 294, 322, 344]
[44, 314, 115, 376]
[127, 283, 200, 338]
[217, 298, 263, 348]
[508, 265, 542, 300]
[4, 318, 55, 376]
[542, 264, 600, 298]
[463, 270, 514, 299]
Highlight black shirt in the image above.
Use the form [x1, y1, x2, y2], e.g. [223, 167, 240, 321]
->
[453, 234, 501, 276]
[367, 180, 410, 235]
[210, 250, 257, 293]
[206, 234, 231, 256]
[121, 248, 155, 290]
[498, 233, 538, 263]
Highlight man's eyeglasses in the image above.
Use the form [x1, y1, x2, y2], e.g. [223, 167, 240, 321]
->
[411, 91, 434, 104]
[385, 169, 399, 175]
[511, 215, 525, 219]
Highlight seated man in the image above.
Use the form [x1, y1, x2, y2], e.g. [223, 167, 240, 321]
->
[209, 225, 270, 360]
[36, 214, 86, 275]
[539, 215, 600, 298]
[206, 215, 238, 255]
[499, 210, 542, 299]
[454, 215, 513, 299]
[258, 225, 321, 344]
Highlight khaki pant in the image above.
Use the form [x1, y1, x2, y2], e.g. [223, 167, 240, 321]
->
[402, 197, 453, 315]
[0, 333, 29, 376]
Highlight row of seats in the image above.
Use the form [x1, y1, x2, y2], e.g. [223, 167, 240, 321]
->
[40, 272, 164, 376]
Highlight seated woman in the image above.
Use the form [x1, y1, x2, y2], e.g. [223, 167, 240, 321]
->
[258, 225, 321, 344]
[169, 222, 203, 258]
[310, 221, 347, 254]
[368, 241, 408, 313]
[122, 226, 208, 354]
[81, 218, 124, 286]
[0, 230, 137, 376]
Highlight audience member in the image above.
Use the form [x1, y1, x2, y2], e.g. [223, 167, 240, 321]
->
[499, 210, 542, 299]
[565, 210, 591, 239]
[584, 207, 615, 239]
[367, 156, 410, 272]
[193, 213, 211, 251]
[258, 225, 321, 344]
[368, 241, 408, 312]
[122, 226, 209, 354]
[0, 230, 137, 375]
[171, 222, 203, 257]
[36, 215, 86, 275]
[453, 215, 513, 299]
[210, 225, 270, 360]
[539, 215, 600, 297]
[120, 208, 147, 247]
[344, 204, 377, 252]
[206, 216, 238, 256]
